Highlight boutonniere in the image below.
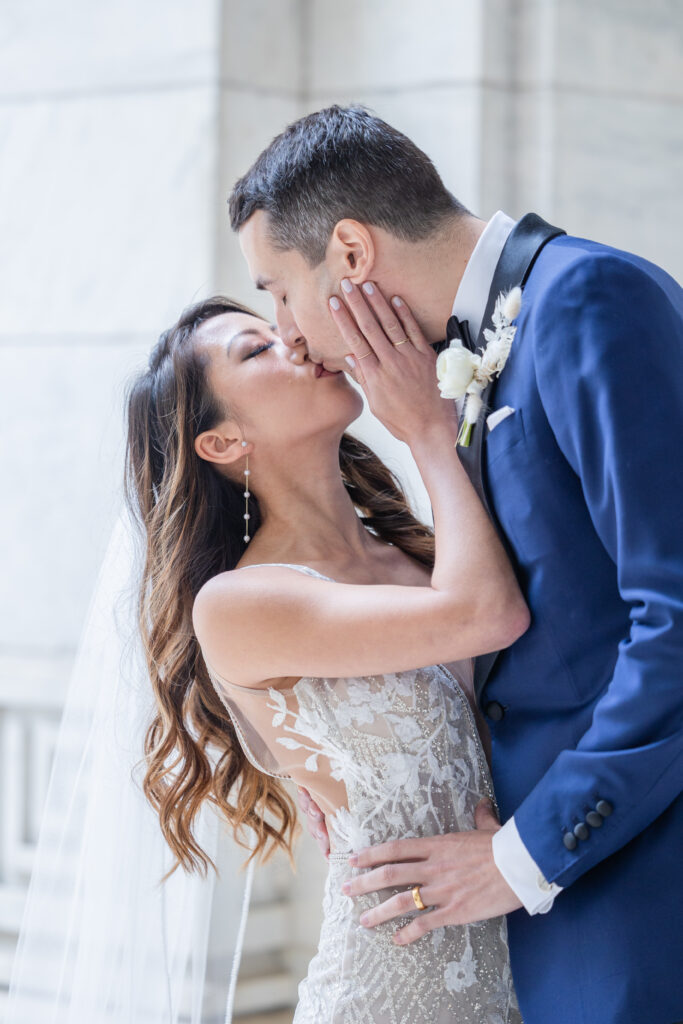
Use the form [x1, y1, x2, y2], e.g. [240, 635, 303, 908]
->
[436, 286, 523, 447]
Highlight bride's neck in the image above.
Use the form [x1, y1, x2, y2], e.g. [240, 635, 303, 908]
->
[243, 444, 376, 565]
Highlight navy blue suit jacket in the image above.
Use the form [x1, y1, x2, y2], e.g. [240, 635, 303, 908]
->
[480, 232, 683, 1023]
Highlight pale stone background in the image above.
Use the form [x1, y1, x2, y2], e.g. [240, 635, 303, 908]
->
[0, 0, 681, 1020]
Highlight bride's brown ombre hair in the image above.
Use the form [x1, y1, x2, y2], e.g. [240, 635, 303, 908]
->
[123, 295, 435, 882]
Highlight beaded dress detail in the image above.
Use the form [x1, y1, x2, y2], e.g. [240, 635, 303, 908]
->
[203, 563, 522, 1024]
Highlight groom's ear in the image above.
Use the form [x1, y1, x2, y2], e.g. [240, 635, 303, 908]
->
[329, 219, 376, 283]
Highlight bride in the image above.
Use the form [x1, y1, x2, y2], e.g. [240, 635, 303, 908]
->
[125, 282, 528, 1022]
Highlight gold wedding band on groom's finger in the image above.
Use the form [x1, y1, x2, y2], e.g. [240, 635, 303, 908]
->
[393, 338, 409, 346]
[411, 885, 426, 911]
[356, 351, 373, 360]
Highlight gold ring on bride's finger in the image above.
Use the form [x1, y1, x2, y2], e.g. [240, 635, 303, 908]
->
[392, 338, 409, 346]
[411, 885, 426, 911]
[356, 350, 373, 360]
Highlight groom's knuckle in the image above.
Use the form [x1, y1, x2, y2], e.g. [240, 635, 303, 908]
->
[428, 860, 444, 884]
[381, 863, 397, 885]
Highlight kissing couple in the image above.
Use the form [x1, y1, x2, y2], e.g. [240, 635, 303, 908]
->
[132, 105, 683, 1023]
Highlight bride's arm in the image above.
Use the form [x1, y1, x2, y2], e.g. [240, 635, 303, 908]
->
[193, 283, 529, 687]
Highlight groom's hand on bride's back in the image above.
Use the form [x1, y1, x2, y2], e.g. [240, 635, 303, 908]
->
[298, 786, 330, 858]
[341, 797, 523, 944]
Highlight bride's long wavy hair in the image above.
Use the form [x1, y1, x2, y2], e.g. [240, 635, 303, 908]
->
[123, 295, 435, 882]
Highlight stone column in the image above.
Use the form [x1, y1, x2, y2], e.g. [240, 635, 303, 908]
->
[479, 0, 683, 279]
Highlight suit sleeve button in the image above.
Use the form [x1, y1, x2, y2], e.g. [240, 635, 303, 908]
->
[485, 701, 505, 722]
[596, 800, 613, 818]
[586, 811, 603, 828]
[563, 831, 578, 851]
[573, 822, 589, 841]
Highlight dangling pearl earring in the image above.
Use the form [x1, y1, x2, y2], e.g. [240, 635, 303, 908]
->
[242, 440, 251, 543]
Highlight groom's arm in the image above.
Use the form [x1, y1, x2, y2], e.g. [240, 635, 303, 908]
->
[512, 251, 683, 891]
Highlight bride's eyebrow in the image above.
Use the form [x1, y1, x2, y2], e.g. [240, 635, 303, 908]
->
[255, 275, 276, 291]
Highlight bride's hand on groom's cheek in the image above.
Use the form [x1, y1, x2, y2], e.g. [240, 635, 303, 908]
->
[328, 280, 457, 445]
[341, 797, 523, 944]
[297, 786, 330, 859]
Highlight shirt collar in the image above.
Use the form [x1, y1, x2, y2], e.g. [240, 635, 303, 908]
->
[451, 210, 516, 340]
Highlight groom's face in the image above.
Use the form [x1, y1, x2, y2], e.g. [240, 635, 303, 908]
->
[239, 211, 351, 372]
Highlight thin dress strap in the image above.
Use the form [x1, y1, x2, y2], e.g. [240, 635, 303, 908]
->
[236, 562, 335, 582]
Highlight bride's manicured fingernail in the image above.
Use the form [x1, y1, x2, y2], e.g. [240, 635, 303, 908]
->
[329, 296, 341, 310]
[345, 356, 356, 368]
[359, 913, 370, 926]
[391, 296, 403, 307]
[348, 853, 358, 866]
[341, 881, 351, 894]
[393, 933, 405, 945]
[362, 282, 374, 294]
[341, 278, 353, 293]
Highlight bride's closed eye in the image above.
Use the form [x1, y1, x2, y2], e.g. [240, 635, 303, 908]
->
[244, 341, 274, 360]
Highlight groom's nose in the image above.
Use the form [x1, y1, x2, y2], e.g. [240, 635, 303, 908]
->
[275, 308, 307, 351]
[281, 328, 307, 350]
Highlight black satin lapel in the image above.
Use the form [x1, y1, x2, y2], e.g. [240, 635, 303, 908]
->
[456, 213, 566, 700]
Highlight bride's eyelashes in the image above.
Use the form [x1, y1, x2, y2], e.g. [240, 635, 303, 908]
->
[243, 341, 274, 360]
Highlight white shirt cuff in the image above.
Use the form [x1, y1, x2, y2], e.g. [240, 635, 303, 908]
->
[492, 815, 564, 915]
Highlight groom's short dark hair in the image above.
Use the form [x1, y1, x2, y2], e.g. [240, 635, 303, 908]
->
[228, 104, 469, 266]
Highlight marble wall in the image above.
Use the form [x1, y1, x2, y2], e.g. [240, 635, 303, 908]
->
[0, 0, 224, 659]
[493, 0, 683, 276]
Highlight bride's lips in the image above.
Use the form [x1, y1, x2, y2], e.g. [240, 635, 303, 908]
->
[314, 363, 342, 378]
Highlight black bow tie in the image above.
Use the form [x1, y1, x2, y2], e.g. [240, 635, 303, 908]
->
[434, 314, 476, 356]
[447, 314, 475, 351]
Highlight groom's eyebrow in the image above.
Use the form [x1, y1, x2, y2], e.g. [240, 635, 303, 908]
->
[255, 275, 275, 291]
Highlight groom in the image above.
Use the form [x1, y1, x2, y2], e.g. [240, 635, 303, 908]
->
[228, 105, 683, 1024]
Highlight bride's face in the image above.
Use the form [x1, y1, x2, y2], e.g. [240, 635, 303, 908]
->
[193, 310, 362, 457]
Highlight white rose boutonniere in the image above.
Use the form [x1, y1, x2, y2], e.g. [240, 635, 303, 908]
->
[436, 286, 523, 447]
[436, 344, 480, 399]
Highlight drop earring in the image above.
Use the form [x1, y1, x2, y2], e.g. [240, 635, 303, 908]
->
[242, 440, 251, 543]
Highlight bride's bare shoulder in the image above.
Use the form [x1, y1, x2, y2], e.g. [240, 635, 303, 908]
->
[193, 562, 322, 637]
[192, 563, 329, 688]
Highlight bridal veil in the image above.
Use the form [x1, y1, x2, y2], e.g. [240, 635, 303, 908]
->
[5, 501, 254, 1023]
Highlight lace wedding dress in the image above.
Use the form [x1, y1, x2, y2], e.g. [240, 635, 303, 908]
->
[204, 563, 522, 1023]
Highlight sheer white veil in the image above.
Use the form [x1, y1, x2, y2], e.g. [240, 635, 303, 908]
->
[5, 499, 255, 1023]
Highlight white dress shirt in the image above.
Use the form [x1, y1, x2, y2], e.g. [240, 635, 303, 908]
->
[451, 210, 564, 915]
